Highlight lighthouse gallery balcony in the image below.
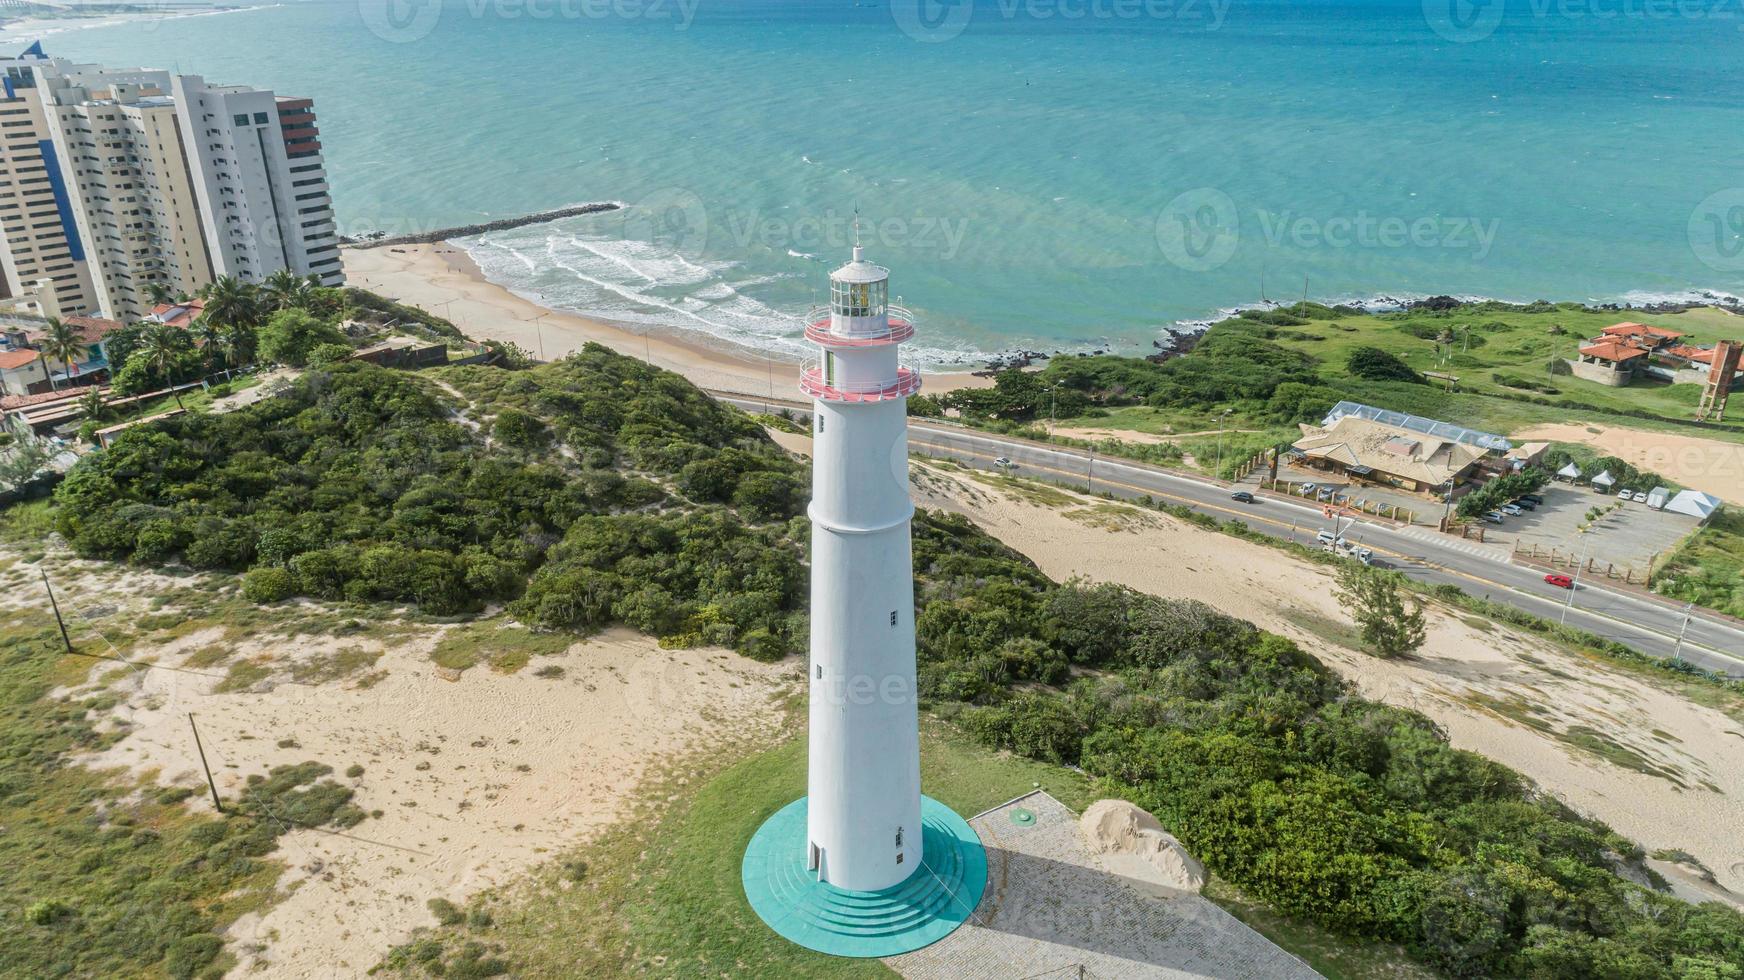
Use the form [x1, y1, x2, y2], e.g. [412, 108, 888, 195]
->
[799, 366, 922, 403]
[802, 305, 917, 347]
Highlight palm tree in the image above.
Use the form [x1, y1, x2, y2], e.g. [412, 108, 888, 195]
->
[145, 280, 175, 307]
[141, 323, 189, 411]
[32, 317, 86, 391]
[77, 386, 106, 426]
[200, 275, 259, 330]
[191, 316, 227, 375]
[263, 268, 308, 311]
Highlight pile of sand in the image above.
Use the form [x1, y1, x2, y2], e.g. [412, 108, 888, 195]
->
[1511, 423, 1742, 503]
[1080, 799, 1205, 896]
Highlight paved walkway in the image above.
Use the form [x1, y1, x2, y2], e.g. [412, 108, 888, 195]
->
[888, 793, 1322, 980]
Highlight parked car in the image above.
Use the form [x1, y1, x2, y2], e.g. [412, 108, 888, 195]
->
[1544, 573, 1574, 589]
[1315, 528, 1339, 546]
[1512, 499, 1536, 511]
[1300, 483, 1317, 494]
[1617, 490, 1635, 502]
[1482, 511, 1505, 524]
[1520, 493, 1545, 505]
[1501, 504, 1524, 516]
[1230, 490, 1255, 503]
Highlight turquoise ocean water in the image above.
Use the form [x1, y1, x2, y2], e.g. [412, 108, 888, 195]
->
[18, 0, 1744, 363]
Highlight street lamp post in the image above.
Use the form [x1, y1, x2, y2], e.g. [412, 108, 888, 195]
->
[1561, 534, 1589, 625]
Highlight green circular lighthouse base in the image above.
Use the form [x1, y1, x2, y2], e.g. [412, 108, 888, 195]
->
[741, 795, 987, 958]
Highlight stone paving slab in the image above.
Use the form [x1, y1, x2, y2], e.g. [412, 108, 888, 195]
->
[888, 793, 1322, 980]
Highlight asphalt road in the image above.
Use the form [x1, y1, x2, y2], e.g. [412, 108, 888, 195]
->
[721, 394, 1744, 677]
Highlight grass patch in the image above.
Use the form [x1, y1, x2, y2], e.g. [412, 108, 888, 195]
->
[1557, 726, 1687, 787]
[1654, 508, 1744, 618]
[375, 720, 1102, 978]
[1204, 876, 1438, 980]
[0, 611, 359, 978]
[215, 658, 272, 693]
[429, 618, 575, 674]
[288, 645, 383, 685]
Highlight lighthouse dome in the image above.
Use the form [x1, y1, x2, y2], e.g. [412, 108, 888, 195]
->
[831, 244, 888, 285]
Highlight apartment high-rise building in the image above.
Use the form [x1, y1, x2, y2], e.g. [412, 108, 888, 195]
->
[0, 44, 341, 322]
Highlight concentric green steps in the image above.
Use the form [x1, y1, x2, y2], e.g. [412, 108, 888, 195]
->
[741, 795, 988, 957]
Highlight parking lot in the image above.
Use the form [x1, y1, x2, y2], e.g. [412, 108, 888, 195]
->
[1258, 466, 1702, 574]
[1499, 482, 1702, 573]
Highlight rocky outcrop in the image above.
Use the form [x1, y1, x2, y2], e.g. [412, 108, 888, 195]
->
[344, 203, 622, 249]
[1079, 799, 1206, 895]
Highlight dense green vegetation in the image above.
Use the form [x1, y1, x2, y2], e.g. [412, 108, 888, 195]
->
[53, 349, 811, 659]
[1657, 509, 1744, 618]
[952, 301, 1744, 458]
[23, 345, 1744, 977]
[0, 611, 365, 979]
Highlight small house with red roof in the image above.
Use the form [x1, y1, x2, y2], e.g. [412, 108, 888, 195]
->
[1598, 322, 1683, 350]
[1572, 339, 1650, 386]
[146, 299, 205, 330]
[24, 315, 126, 382]
[0, 348, 47, 397]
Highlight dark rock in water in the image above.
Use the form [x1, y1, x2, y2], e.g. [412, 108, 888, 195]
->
[1147, 328, 1204, 364]
[345, 203, 622, 249]
[1413, 295, 1463, 312]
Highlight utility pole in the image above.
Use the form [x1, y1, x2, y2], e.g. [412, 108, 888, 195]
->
[1086, 448, 1095, 494]
[41, 569, 71, 653]
[1671, 603, 1692, 662]
[188, 713, 224, 814]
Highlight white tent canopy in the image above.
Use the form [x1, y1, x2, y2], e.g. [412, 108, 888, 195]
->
[1665, 490, 1722, 520]
[1556, 462, 1582, 480]
[1590, 470, 1615, 488]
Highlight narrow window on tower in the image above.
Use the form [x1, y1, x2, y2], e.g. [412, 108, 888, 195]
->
[816, 413, 823, 433]
[890, 610, 899, 628]
[815, 663, 822, 679]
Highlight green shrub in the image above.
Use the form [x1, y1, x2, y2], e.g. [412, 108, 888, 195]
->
[241, 567, 296, 603]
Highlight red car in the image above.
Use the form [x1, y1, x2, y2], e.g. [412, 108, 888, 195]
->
[1544, 574, 1573, 589]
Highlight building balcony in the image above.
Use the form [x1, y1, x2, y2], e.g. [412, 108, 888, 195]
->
[799, 366, 922, 403]
[802, 305, 916, 348]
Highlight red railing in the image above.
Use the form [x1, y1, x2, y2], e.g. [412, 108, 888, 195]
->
[804, 317, 914, 347]
[799, 367, 922, 403]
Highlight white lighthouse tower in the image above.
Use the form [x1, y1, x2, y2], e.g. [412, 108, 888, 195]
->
[800, 242, 925, 891]
[742, 240, 986, 958]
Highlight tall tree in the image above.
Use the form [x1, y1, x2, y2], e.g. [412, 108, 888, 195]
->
[39, 318, 87, 389]
[201, 275, 259, 330]
[145, 280, 175, 307]
[141, 323, 191, 411]
[1333, 563, 1427, 659]
[263, 268, 308, 311]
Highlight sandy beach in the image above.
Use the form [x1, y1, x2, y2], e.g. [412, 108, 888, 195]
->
[343, 243, 991, 400]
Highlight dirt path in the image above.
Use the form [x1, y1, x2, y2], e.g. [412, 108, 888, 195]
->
[1512, 422, 1744, 503]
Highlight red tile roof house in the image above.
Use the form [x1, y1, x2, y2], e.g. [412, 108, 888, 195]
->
[1571, 339, 1649, 387]
[23, 315, 126, 385]
[146, 299, 206, 330]
[0, 348, 47, 397]
[1598, 321, 1684, 350]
